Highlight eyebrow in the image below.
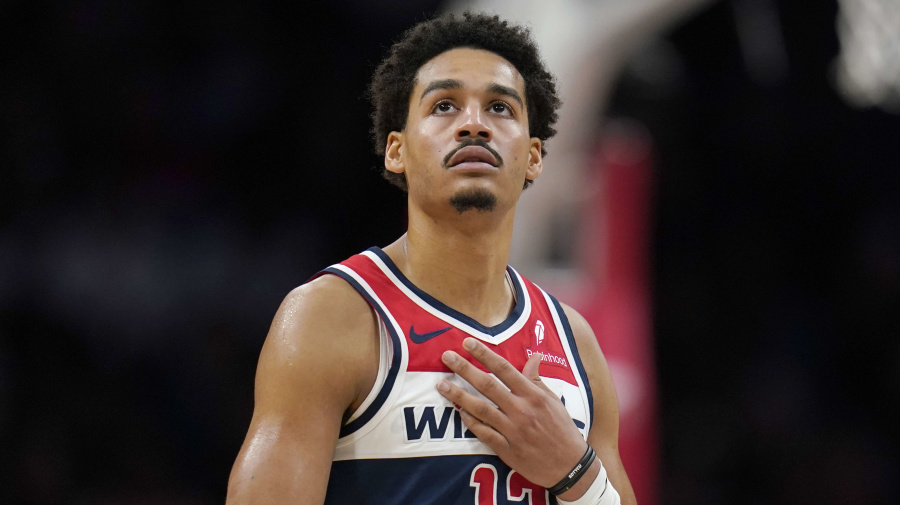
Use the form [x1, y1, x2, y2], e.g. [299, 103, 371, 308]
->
[419, 79, 462, 103]
[487, 83, 523, 108]
[418, 79, 524, 108]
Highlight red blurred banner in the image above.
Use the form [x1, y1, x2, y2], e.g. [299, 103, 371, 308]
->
[566, 121, 659, 505]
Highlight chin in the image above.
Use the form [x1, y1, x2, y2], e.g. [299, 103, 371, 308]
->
[449, 188, 498, 214]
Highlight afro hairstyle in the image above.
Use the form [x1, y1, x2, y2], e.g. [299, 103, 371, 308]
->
[368, 11, 562, 191]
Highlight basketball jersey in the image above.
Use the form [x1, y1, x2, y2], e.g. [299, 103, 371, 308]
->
[314, 247, 594, 505]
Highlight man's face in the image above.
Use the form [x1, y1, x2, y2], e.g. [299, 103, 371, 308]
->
[385, 47, 542, 214]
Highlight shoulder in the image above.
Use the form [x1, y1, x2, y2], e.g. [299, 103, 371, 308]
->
[288, 272, 371, 314]
[272, 274, 375, 345]
[558, 302, 593, 345]
[256, 273, 379, 413]
[557, 302, 609, 374]
[556, 301, 609, 377]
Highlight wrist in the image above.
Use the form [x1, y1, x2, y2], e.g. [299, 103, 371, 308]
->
[556, 457, 621, 505]
[555, 456, 601, 501]
[548, 444, 598, 497]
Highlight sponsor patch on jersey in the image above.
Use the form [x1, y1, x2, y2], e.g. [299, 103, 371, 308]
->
[534, 320, 545, 346]
[525, 348, 569, 369]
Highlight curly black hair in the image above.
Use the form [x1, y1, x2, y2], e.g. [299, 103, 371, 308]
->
[368, 11, 562, 191]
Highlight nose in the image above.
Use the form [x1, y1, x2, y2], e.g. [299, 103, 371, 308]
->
[454, 103, 493, 142]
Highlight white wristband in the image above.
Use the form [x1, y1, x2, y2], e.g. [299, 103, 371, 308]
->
[555, 459, 620, 505]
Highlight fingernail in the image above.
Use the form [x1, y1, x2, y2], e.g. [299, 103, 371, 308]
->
[442, 351, 457, 364]
[463, 338, 476, 350]
[437, 380, 450, 393]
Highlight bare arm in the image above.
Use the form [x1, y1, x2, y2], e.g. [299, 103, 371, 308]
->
[226, 276, 379, 505]
[436, 304, 637, 504]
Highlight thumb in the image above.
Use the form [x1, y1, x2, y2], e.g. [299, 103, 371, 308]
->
[522, 352, 545, 384]
[523, 353, 556, 395]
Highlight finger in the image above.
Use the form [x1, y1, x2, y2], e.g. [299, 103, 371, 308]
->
[459, 409, 511, 453]
[459, 338, 535, 395]
[521, 352, 558, 396]
[521, 351, 542, 381]
[436, 378, 511, 431]
[441, 349, 515, 409]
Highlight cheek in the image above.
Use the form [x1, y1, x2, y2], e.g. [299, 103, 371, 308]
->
[512, 139, 531, 162]
[416, 136, 447, 165]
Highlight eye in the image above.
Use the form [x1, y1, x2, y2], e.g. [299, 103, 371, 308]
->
[432, 100, 457, 115]
[489, 101, 513, 116]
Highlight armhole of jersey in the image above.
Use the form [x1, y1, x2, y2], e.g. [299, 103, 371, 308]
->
[345, 316, 393, 424]
[317, 265, 407, 441]
[546, 293, 595, 431]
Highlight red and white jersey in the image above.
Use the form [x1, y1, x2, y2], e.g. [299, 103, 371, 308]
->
[313, 247, 594, 505]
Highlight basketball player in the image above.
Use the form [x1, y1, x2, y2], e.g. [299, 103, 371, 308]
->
[226, 12, 636, 505]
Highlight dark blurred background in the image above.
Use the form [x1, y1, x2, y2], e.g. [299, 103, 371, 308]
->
[2, 1, 898, 504]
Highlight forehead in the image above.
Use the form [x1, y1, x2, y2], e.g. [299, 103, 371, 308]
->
[412, 47, 525, 98]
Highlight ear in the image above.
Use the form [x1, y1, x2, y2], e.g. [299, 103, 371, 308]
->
[385, 131, 405, 174]
[526, 137, 543, 181]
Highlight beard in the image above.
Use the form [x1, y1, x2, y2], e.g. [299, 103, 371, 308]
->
[449, 188, 498, 214]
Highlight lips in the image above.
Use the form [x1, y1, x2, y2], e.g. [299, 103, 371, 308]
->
[447, 145, 499, 168]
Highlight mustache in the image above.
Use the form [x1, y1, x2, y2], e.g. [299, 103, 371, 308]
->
[442, 138, 503, 168]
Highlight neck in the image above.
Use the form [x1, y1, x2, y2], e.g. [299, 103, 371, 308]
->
[383, 206, 516, 327]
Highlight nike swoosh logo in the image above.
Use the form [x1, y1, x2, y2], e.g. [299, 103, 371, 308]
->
[409, 325, 452, 343]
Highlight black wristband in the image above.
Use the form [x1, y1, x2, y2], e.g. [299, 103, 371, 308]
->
[547, 444, 597, 496]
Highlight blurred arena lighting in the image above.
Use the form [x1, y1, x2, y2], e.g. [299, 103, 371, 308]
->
[834, 0, 900, 112]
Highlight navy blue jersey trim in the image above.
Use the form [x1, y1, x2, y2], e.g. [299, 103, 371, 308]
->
[320, 266, 402, 438]
[549, 295, 594, 429]
[366, 247, 525, 336]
